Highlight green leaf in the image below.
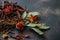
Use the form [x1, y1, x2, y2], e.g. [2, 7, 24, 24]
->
[36, 24, 50, 29]
[38, 26, 50, 29]
[27, 23, 37, 28]
[27, 12, 40, 17]
[31, 28, 44, 35]
[22, 12, 27, 19]
[25, 21, 30, 25]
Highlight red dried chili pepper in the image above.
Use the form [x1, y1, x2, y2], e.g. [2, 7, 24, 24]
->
[8, 6, 13, 11]
[29, 14, 37, 22]
[3, 6, 13, 14]
[16, 21, 25, 31]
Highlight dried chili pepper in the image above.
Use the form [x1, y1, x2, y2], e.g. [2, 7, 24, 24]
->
[29, 14, 37, 22]
[3, 5, 13, 13]
[16, 21, 25, 31]
[3, 7, 10, 13]
[8, 6, 13, 11]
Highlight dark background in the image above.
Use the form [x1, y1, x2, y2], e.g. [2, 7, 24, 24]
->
[0, 0, 60, 40]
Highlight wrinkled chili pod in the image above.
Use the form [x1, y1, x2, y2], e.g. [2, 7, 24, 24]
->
[16, 21, 25, 31]
[29, 14, 37, 22]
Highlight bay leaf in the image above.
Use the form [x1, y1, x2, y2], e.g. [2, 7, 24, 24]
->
[38, 26, 50, 29]
[27, 12, 40, 17]
[31, 28, 44, 35]
[22, 12, 27, 19]
[25, 21, 30, 25]
[27, 23, 37, 28]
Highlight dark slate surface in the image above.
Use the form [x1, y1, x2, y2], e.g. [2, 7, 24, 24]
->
[0, 0, 60, 40]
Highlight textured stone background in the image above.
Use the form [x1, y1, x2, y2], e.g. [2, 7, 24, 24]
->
[0, 0, 60, 40]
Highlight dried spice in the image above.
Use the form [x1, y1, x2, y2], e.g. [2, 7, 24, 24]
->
[18, 34, 30, 38]
[27, 12, 40, 17]
[11, 34, 30, 40]
[29, 14, 37, 22]
[2, 34, 8, 39]
[31, 28, 44, 35]
[3, 5, 13, 14]
[16, 21, 25, 31]
[37, 23, 50, 30]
